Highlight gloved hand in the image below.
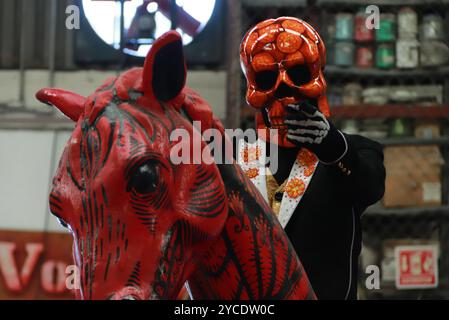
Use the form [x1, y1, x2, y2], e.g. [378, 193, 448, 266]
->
[284, 101, 347, 164]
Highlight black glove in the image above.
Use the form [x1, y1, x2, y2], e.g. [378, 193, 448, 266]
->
[284, 101, 347, 164]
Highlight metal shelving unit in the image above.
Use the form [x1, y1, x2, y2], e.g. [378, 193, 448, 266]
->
[378, 136, 449, 146]
[331, 105, 449, 119]
[366, 205, 449, 216]
[317, 0, 449, 300]
[229, 0, 449, 300]
[317, 0, 449, 6]
[326, 65, 449, 78]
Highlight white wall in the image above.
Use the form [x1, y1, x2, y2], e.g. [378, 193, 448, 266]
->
[187, 70, 227, 120]
[0, 70, 227, 120]
[0, 130, 71, 232]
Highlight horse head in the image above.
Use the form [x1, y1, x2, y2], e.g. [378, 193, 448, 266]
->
[36, 31, 228, 300]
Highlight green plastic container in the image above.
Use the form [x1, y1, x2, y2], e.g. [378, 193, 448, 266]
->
[376, 44, 395, 69]
[376, 13, 396, 42]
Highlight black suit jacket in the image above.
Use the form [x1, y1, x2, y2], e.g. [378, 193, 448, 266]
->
[284, 134, 386, 300]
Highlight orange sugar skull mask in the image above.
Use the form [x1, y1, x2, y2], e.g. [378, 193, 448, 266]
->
[240, 17, 330, 147]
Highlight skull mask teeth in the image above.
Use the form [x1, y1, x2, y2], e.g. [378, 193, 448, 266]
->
[240, 17, 330, 147]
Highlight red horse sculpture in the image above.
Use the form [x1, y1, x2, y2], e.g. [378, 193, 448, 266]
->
[36, 31, 315, 300]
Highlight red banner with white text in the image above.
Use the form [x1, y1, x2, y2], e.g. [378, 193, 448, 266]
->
[0, 230, 75, 300]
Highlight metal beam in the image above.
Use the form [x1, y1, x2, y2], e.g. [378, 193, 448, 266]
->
[225, 0, 242, 129]
[48, 0, 58, 88]
[242, 0, 306, 6]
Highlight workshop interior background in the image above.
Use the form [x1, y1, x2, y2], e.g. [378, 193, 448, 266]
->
[0, 0, 448, 299]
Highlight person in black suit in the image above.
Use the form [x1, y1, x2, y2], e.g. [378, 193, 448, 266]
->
[276, 101, 385, 299]
[238, 17, 386, 299]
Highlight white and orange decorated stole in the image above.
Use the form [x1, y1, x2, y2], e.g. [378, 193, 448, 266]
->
[237, 139, 318, 228]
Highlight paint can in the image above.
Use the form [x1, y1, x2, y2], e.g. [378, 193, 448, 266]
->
[342, 83, 363, 106]
[376, 13, 396, 42]
[390, 119, 412, 137]
[356, 45, 374, 68]
[334, 42, 355, 66]
[355, 9, 374, 42]
[376, 43, 395, 69]
[335, 13, 354, 41]
[341, 120, 359, 135]
[420, 40, 449, 67]
[396, 39, 419, 69]
[398, 7, 418, 39]
[327, 86, 343, 106]
[420, 14, 445, 41]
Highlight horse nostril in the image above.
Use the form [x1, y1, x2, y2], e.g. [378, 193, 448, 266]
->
[109, 286, 146, 300]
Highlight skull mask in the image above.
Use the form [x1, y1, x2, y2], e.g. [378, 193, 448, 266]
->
[240, 17, 330, 147]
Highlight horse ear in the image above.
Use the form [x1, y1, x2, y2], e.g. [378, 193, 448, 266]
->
[142, 31, 187, 102]
[36, 88, 86, 122]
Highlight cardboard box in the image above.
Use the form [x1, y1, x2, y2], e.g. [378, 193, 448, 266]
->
[415, 122, 441, 139]
[383, 146, 444, 208]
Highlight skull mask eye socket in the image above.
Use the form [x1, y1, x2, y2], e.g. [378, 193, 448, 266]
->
[287, 64, 312, 87]
[254, 70, 278, 91]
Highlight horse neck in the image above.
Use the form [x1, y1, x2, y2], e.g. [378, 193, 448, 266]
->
[186, 162, 316, 300]
[176, 101, 315, 299]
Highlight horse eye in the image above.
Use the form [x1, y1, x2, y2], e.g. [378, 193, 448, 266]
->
[128, 162, 160, 194]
